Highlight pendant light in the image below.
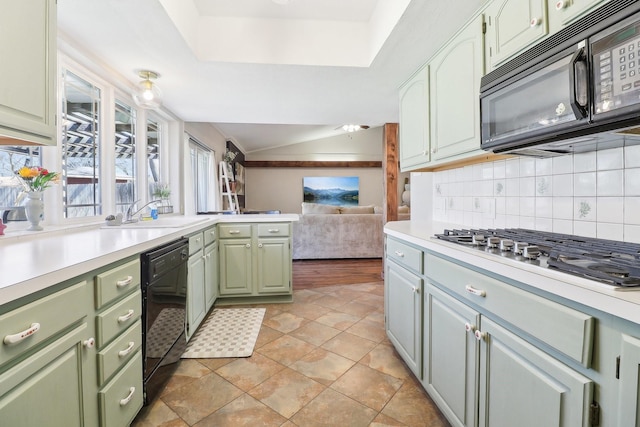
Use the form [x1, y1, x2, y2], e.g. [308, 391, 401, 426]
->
[133, 70, 162, 110]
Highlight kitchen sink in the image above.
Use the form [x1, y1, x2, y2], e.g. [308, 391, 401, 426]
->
[102, 216, 210, 229]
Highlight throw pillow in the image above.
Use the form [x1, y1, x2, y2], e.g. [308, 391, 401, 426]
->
[339, 205, 375, 214]
[301, 202, 341, 214]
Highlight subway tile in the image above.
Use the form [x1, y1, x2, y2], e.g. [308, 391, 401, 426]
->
[552, 197, 573, 220]
[597, 222, 623, 241]
[624, 197, 640, 225]
[505, 158, 520, 178]
[506, 215, 520, 228]
[574, 221, 597, 237]
[624, 224, 640, 243]
[552, 174, 573, 197]
[520, 177, 536, 197]
[597, 170, 624, 196]
[625, 169, 640, 195]
[625, 145, 640, 168]
[520, 157, 536, 177]
[552, 219, 573, 234]
[493, 160, 506, 179]
[536, 197, 552, 218]
[597, 147, 623, 170]
[505, 178, 520, 197]
[552, 155, 573, 175]
[535, 158, 552, 176]
[535, 218, 553, 231]
[574, 172, 596, 196]
[574, 198, 596, 222]
[482, 162, 494, 180]
[520, 216, 536, 229]
[520, 197, 535, 216]
[574, 151, 596, 172]
[505, 197, 520, 215]
[536, 176, 552, 196]
[596, 197, 624, 223]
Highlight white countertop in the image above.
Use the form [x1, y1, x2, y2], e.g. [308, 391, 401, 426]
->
[384, 220, 640, 326]
[0, 214, 298, 306]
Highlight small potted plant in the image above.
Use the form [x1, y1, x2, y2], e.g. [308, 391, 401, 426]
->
[152, 183, 173, 214]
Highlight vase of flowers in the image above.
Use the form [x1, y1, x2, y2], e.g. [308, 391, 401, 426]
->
[16, 166, 59, 231]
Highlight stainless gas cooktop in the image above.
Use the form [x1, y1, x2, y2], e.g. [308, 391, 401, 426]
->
[435, 228, 640, 288]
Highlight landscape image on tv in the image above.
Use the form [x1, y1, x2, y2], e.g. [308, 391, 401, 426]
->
[303, 176, 359, 206]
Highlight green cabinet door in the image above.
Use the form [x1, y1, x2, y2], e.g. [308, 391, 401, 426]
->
[424, 285, 479, 427]
[399, 65, 430, 171]
[204, 241, 219, 312]
[187, 251, 206, 339]
[616, 333, 640, 427]
[0, 323, 90, 427]
[478, 317, 593, 427]
[430, 15, 484, 161]
[385, 260, 423, 378]
[256, 237, 291, 294]
[219, 238, 253, 295]
[484, 0, 548, 71]
[547, 0, 607, 35]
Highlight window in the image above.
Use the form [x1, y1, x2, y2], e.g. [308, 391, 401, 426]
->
[147, 118, 161, 200]
[0, 146, 41, 215]
[61, 70, 102, 218]
[115, 101, 136, 214]
[189, 139, 215, 213]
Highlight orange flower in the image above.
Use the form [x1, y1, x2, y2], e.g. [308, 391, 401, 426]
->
[16, 166, 59, 192]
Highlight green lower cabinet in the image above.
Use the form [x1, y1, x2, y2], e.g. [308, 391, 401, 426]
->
[424, 285, 479, 427]
[98, 351, 143, 427]
[256, 237, 291, 294]
[616, 333, 640, 427]
[478, 317, 593, 427]
[204, 241, 219, 312]
[0, 323, 91, 427]
[219, 238, 253, 295]
[187, 249, 207, 339]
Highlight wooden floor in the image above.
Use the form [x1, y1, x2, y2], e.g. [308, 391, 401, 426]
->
[292, 258, 383, 289]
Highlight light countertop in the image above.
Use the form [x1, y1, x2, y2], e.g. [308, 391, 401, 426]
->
[385, 220, 640, 326]
[0, 214, 298, 306]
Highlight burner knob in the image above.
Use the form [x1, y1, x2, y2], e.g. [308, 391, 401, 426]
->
[523, 245, 540, 260]
[513, 242, 529, 255]
[487, 237, 500, 248]
[499, 239, 514, 252]
[472, 234, 486, 245]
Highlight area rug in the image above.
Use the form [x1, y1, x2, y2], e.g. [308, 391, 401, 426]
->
[181, 307, 266, 358]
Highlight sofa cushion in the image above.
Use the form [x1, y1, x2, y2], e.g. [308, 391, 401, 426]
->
[398, 205, 410, 213]
[301, 202, 340, 214]
[339, 205, 374, 214]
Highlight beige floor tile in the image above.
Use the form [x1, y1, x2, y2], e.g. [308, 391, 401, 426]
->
[248, 368, 325, 418]
[162, 372, 243, 425]
[330, 363, 403, 411]
[365, 310, 385, 325]
[214, 353, 286, 391]
[194, 394, 287, 427]
[159, 360, 212, 397]
[286, 302, 332, 320]
[360, 342, 412, 380]
[355, 292, 385, 307]
[288, 320, 341, 346]
[254, 325, 284, 349]
[312, 294, 349, 309]
[370, 412, 408, 426]
[314, 311, 361, 330]
[289, 348, 355, 385]
[321, 331, 377, 361]
[290, 388, 377, 427]
[256, 335, 316, 366]
[381, 382, 450, 427]
[346, 318, 387, 343]
[292, 289, 325, 303]
[263, 311, 309, 333]
[132, 399, 187, 427]
[196, 357, 235, 372]
[334, 300, 377, 318]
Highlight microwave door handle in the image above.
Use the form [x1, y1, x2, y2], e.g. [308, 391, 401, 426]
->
[569, 46, 588, 119]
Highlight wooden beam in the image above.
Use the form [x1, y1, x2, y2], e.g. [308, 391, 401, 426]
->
[243, 161, 381, 168]
[383, 123, 399, 224]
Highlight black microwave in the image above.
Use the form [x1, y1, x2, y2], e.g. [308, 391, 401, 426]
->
[480, 0, 640, 156]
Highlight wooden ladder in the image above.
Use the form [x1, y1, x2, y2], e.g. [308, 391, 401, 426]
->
[219, 161, 239, 213]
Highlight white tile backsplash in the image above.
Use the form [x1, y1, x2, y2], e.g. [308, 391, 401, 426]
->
[427, 151, 639, 241]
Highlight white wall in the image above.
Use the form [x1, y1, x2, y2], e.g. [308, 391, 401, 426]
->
[246, 167, 384, 213]
[412, 147, 640, 243]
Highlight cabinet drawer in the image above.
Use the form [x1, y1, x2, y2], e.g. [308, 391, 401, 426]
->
[189, 232, 204, 255]
[427, 254, 594, 367]
[204, 226, 217, 246]
[387, 237, 423, 274]
[219, 223, 252, 238]
[0, 281, 89, 366]
[257, 223, 290, 237]
[96, 290, 141, 348]
[98, 350, 143, 427]
[97, 320, 142, 385]
[95, 259, 140, 309]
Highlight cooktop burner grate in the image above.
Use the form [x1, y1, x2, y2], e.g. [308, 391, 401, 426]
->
[435, 228, 640, 287]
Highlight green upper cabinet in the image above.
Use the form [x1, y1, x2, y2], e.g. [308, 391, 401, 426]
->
[485, 0, 608, 72]
[399, 66, 430, 171]
[429, 15, 485, 161]
[484, 0, 548, 71]
[0, 0, 56, 145]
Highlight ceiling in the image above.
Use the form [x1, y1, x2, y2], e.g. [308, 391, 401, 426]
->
[57, 0, 484, 153]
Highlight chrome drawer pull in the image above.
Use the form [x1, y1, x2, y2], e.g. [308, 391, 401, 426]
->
[268, 228, 279, 233]
[118, 341, 136, 357]
[116, 276, 133, 288]
[119, 387, 136, 406]
[394, 250, 405, 257]
[117, 309, 135, 323]
[229, 230, 240, 234]
[465, 285, 486, 297]
[3, 323, 40, 345]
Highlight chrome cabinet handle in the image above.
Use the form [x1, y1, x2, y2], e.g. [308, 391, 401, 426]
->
[118, 341, 136, 357]
[465, 285, 486, 297]
[394, 250, 405, 257]
[116, 276, 133, 288]
[4, 323, 40, 345]
[117, 309, 135, 323]
[119, 387, 136, 406]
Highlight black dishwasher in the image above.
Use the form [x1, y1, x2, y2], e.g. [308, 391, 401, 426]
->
[140, 237, 189, 405]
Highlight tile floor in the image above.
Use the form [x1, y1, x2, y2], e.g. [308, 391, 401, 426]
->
[132, 281, 450, 426]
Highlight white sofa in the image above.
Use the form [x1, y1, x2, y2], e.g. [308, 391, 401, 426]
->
[292, 203, 408, 260]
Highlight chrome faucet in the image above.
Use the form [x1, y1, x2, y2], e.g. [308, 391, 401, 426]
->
[125, 199, 162, 222]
